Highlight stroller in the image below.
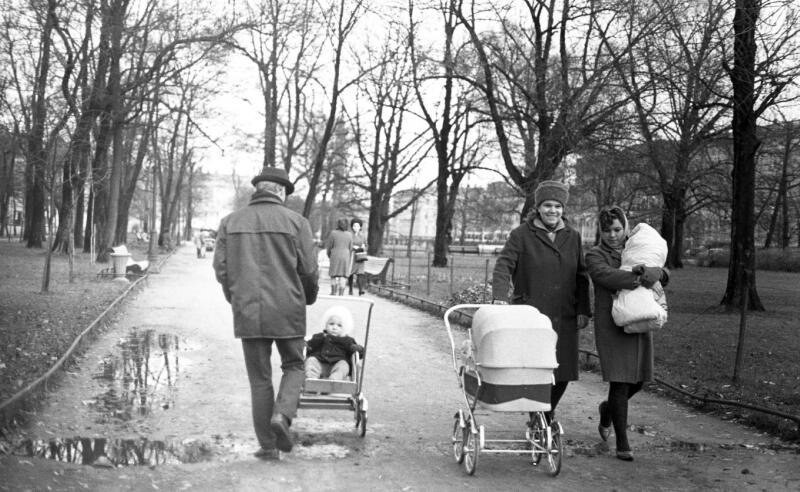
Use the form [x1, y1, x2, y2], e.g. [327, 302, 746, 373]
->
[298, 295, 374, 437]
[444, 304, 563, 476]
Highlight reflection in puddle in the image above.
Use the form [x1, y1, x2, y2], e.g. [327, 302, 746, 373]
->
[13, 433, 353, 467]
[16, 436, 213, 466]
[88, 327, 181, 422]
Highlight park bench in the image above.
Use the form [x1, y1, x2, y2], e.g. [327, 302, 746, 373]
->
[448, 245, 480, 255]
[362, 256, 396, 286]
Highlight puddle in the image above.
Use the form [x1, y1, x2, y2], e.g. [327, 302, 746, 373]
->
[12, 433, 354, 467]
[87, 327, 184, 423]
[13, 436, 202, 466]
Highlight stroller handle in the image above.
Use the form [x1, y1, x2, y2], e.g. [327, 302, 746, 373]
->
[443, 304, 492, 378]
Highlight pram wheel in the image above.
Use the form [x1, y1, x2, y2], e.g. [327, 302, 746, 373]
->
[357, 410, 367, 437]
[452, 411, 465, 464]
[463, 423, 481, 475]
[545, 422, 562, 476]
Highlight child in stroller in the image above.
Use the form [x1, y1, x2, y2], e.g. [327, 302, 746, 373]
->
[305, 306, 364, 381]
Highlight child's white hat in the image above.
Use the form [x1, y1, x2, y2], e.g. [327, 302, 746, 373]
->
[321, 305, 354, 335]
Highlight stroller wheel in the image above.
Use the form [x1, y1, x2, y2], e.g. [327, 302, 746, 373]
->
[463, 425, 480, 475]
[545, 422, 563, 476]
[358, 410, 368, 437]
[452, 413, 465, 464]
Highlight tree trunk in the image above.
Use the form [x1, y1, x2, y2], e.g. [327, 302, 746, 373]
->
[721, 0, 764, 311]
[91, 113, 113, 261]
[101, 0, 127, 252]
[83, 188, 94, 252]
[115, 124, 148, 244]
[24, 0, 57, 248]
[661, 189, 687, 268]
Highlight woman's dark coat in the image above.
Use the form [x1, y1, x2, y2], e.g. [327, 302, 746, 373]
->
[492, 219, 591, 382]
[585, 241, 653, 383]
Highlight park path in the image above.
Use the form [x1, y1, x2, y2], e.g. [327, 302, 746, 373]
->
[1, 244, 799, 491]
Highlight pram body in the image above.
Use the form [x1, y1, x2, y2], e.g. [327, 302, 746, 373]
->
[298, 295, 374, 437]
[445, 304, 563, 476]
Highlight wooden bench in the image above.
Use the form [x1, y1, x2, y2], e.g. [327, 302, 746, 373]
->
[448, 245, 480, 254]
[362, 256, 394, 285]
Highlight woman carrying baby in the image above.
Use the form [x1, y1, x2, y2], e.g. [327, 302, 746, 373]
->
[585, 206, 669, 462]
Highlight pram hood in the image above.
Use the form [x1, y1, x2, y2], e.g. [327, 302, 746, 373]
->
[471, 305, 558, 370]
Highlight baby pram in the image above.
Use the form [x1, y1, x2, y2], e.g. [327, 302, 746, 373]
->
[444, 304, 563, 476]
[298, 295, 374, 437]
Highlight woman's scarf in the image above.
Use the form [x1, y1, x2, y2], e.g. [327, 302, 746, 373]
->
[598, 207, 629, 253]
[530, 215, 565, 241]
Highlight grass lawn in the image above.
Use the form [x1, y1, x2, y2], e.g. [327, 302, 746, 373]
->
[382, 252, 800, 440]
[0, 239, 166, 410]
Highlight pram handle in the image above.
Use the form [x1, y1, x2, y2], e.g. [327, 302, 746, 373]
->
[443, 304, 492, 380]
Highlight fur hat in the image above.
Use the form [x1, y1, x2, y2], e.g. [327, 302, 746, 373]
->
[251, 167, 294, 195]
[321, 306, 354, 335]
[534, 180, 569, 207]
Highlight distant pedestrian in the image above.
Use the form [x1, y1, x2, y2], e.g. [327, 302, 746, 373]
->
[585, 205, 669, 462]
[491, 180, 591, 426]
[325, 218, 353, 296]
[212, 167, 319, 459]
[348, 218, 367, 296]
[192, 231, 202, 258]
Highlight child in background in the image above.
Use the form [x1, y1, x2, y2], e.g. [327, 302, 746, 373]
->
[305, 306, 364, 380]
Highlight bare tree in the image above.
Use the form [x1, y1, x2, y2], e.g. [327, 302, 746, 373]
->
[20, 0, 58, 248]
[760, 116, 800, 249]
[302, 0, 366, 218]
[231, 0, 322, 172]
[348, 31, 435, 253]
[721, 0, 800, 310]
[600, 0, 730, 268]
[453, 0, 652, 219]
[409, 0, 487, 267]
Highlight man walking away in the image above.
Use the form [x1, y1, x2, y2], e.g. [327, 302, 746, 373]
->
[213, 167, 319, 459]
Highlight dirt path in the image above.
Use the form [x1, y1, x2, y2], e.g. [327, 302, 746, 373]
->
[2, 245, 799, 491]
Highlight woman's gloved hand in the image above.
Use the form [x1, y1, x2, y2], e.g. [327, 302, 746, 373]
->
[577, 314, 590, 329]
[635, 265, 663, 288]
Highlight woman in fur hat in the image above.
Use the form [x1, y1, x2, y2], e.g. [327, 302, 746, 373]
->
[491, 180, 591, 426]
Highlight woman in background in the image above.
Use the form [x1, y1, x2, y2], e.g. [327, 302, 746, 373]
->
[348, 218, 367, 295]
[325, 218, 353, 296]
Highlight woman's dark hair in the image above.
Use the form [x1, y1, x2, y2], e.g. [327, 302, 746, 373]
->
[598, 206, 627, 232]
[336, 218, 349, 231]
[350, 218, 363, 228]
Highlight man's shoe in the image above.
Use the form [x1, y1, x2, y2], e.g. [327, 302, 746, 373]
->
[254, 447, 280, 460]
[616, 450, 634, 461]
[270, 414, 293, 452]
